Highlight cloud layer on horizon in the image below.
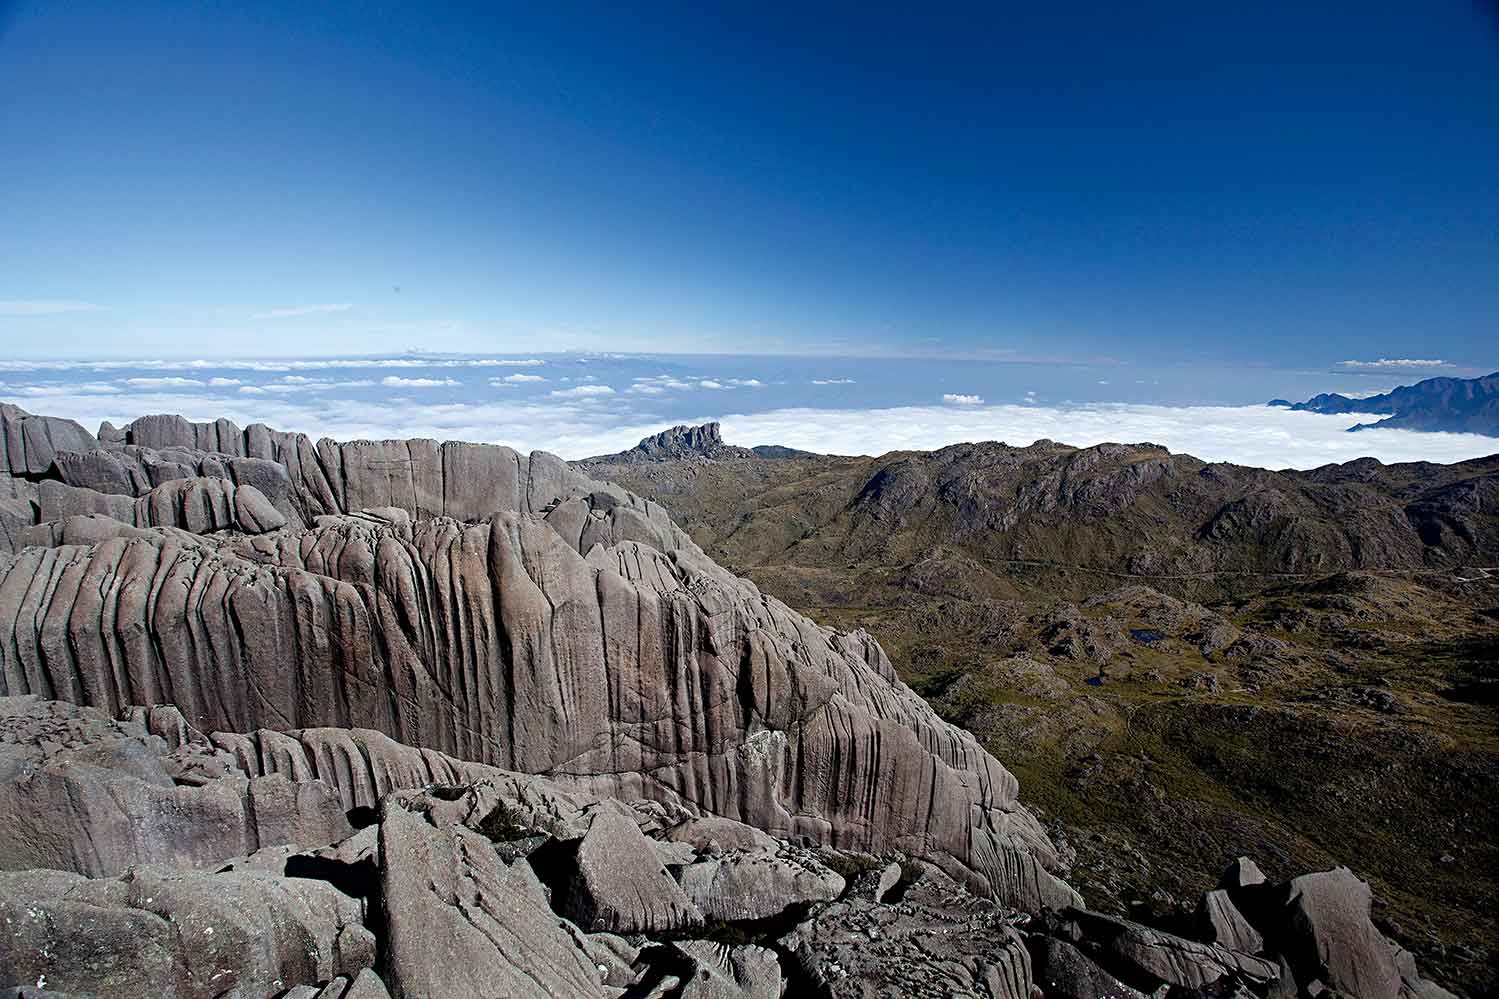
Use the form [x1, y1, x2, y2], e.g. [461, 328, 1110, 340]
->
[6, 384, 1495, 471]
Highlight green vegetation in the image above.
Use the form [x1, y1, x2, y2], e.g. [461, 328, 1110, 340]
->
[582, 439, 1499, 992]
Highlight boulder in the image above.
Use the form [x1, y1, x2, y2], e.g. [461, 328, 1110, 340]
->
[778, 866, 1034, 998]
[0, 405, 96, 477]
[1031, 936, 1149, 999]
[0, 864, 374, 998]
[0, 696, 352, 877]
[1061, 909, 1278, 991]
[679, 846, 844, 923]
[535, 807, 704, 934]
[1219, 856, 1268, 890]
[640, 940, 785, 998]
[1279, 868, 1401, 999]
[376, 798, 608, 998]
[1198, 888, 1265, 954]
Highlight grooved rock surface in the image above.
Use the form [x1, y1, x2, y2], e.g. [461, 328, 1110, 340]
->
[0, 404, 96, 477]
[778, 865, 1035, 999]
[0, 695, 351, 877]
[0, 865, 374, 998]
[537, 806, 704, 934]
[654, 940, 786, 998]
[0, 415, 1074, 914]
[1031, 936, 1148, 999]
[377, 796, 609, 999]
[32, 476, 284, 536]
[678, 845, 845, 923]
[1059, 908, 1278, 990]
[1279, 868, 1402, 999]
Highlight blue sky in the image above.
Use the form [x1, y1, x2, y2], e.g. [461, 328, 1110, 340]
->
[1, 1, 1497, 372]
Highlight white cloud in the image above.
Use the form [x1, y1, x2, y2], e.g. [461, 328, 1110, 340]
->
[726, 378, 764, 387]
[812, 378, 854, 385]
[0, 357, 546, 372]
[11, 384, 1498, 470]
[259, 377, 377, 393]
[380, 376, 458, 388]
[0, 382, 120, 397]
[1337, 358, 1449, 370]
[943, 393, 984, 405]
[714, 403, 1498, 468]
[125, 376, 207, 389]
[251, 304, 353, 320]
[495, 374, 546, 384]
[630, 375, 695, 393]
[207, 377, 242, 386]
[0, 300, 104, 316]
[550, 384, 616, 398]
[699, 379, 724, 389]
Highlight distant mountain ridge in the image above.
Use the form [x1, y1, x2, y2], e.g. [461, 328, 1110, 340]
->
[582, 421, 815, 466]
[1271, 370, 1499, 436]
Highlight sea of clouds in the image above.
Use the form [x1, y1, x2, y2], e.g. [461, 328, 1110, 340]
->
[0, 355, 1493, 470]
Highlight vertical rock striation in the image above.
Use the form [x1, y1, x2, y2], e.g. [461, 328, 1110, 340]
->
[0, 409, 1076, 913]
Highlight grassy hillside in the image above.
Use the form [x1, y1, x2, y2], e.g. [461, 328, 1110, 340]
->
[581, 436, 1499, 993]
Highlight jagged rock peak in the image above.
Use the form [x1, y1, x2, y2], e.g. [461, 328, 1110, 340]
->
[635, 422, 726, 458]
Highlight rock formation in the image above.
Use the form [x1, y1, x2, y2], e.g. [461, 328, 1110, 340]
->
[0, 694, 1459, 998]
[0, 404, 1475, 996]
[0, 406, 1072, 915]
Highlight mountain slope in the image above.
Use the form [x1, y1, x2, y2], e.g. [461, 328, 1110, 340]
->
[580, 425, 1499, 992]
[1272, 370, 1499, 436]
[0, 404, 1075, 912]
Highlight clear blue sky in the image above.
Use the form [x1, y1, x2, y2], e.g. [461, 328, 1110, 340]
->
[1, 1, 1496, 369]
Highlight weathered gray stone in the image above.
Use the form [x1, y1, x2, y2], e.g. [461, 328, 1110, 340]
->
[0, 696, 352, 877]
[0, 864, 374, 998]
[1198, 888, 1265, 954]
[0, 405, 95, 478]
[540, 807, 704, 934]
[1280, 868, 1402, 999]
[33, 476, 284, 536]
[679, 847, 844, 923]
[655, 940, 785, 998]
[779, 866, 1033, 999]
[0, 479, 1073, 914]
[1062, 909, 1278, 990]
[1219, 856, 1267, 890]
[377, 797, 608, 998]
[1031, 936, 1148, 999]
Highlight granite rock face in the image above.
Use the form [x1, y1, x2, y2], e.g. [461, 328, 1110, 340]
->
[0, 864, 375, 998]
[0, 404, 97, 478]
[0, 409, 1074, 914]
[29, 476, 284, 537]
[0, 695, 351, 877]
[0, 695, 1463, 999]
[377, 796, 609, 999]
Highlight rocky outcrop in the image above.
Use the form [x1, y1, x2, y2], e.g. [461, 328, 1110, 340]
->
[377, 795, 609, 998]
[0, 410, 1073, 916]
[0, 693, 1464, 999]
[678, 844, 845, 923]
[0, 696, 351, 877]
[778, 862, 1035, 998]
[0, 404, 96, 478]
[535, 806, 705, 934]
[29, 476, 284, 537]
[0, 865, 375, 998]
